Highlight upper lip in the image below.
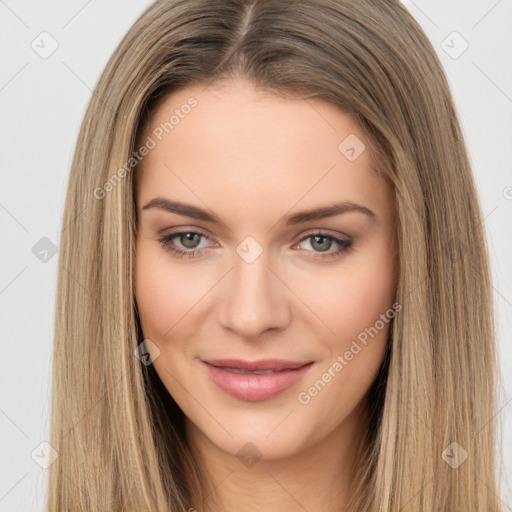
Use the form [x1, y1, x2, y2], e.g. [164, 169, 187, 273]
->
[202, 359, 313, 371]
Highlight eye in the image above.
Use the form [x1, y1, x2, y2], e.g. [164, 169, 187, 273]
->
[158, 230, 214, 259]
[294, 232, 352, 259]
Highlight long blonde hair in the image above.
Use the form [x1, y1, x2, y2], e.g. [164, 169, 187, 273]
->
[48, 0, 502, 510]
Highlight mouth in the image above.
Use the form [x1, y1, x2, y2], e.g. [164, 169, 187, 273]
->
[201, 359, 314, 401]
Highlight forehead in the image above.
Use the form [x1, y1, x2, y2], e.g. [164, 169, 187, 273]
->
[135, 78, 391, 223]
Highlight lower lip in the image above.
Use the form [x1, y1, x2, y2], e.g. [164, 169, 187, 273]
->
[201, 361, 314, 401]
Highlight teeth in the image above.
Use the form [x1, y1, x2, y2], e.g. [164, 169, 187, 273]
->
[220, 367, 286, 375]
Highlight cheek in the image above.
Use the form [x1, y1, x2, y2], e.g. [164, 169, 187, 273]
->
[338, 266, 395, 338]
[134, 241, 224, 353]
[134, 242, 197, 340]
[293, 257, 396, 430]
[292, 247, 397, 349]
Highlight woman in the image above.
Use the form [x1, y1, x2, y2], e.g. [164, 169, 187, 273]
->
[48, 1, 503, 510]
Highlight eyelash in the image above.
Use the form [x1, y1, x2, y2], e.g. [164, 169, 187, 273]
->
[158, 230, 352, 260]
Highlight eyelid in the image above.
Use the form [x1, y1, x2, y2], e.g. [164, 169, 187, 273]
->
[297, 228, 352, 242]
[161, 226, 215, 242]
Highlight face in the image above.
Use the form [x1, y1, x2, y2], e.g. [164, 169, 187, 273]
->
[134, 77, 398, 463]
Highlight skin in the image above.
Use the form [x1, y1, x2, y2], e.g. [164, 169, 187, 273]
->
[134, 77, 398, 512]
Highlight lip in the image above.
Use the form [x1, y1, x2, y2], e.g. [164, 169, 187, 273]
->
[201, 359, 314, 401]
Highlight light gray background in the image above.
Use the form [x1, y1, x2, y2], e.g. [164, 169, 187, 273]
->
[0, 1, 511, 510]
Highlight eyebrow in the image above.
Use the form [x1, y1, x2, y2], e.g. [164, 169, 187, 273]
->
[141, 197, 376, 226]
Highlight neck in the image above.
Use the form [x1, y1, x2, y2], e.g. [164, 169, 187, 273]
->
[184, 400, 369, 512]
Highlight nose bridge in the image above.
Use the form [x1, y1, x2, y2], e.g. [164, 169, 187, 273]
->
[220, 238, 289, 337]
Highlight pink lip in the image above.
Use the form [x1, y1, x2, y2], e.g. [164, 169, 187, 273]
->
[201, 359, 314, 401]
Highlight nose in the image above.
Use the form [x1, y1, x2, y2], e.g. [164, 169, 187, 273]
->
[219, 247, 291, 340]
